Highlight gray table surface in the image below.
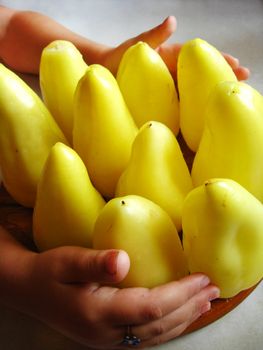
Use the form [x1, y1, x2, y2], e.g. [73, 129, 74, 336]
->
[0, 0, 263, 349]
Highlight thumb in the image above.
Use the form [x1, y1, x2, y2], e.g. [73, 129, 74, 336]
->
[104, 16, 177, 76]
[46, 246, 130, 284]
[126, 15, 177, 49]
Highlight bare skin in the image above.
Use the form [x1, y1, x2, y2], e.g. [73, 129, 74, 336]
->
[0, 6, 246, 349]
[0, 7, 249, 80]
[0, 226, 219, 349]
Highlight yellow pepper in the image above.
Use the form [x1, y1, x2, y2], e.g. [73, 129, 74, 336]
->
[40, 40, 88, 143]
[192, 81, 263, 202]
[0, 64, 68, 207]
[182, 178, 263, 298]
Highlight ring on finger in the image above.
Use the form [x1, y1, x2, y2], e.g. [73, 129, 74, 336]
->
[121, 325, 141, 346]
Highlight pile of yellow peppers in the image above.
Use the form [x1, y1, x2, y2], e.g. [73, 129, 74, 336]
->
[0, 38, 263, 298]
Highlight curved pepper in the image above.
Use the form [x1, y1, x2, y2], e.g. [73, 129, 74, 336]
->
[182, 178, 263, 298]
[0, 64, 68, 207]
[40, 40, 88, 143]
[33, 142, 105, 251]
[178, 38, 237, 151]
[191, 81, 263, 202]
[73, 64, 138, 199]
[93, 195, 189, 288]
[117, 41, 180, 135]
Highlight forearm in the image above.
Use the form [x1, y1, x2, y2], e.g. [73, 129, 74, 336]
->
[0, 226, 36, 310]
[0, 6, 111, 74]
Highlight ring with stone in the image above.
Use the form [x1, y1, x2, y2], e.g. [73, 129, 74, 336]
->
[121, 325, 141, 346]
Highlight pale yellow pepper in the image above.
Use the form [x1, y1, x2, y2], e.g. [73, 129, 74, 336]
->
[0, 64, 67, 207]
[33, 142, 105, 251]
[182, 178, 263, 298]
[40, 40, 88, 143]
[93, 195, 189, 288]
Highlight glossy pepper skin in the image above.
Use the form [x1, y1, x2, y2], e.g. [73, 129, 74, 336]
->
[182, 178, 263, 298]
[0, 64, 68, 207]
[191, 81, 263, 203]
[117, 41, 180, 135]
[177, 38, 237, 152]
[73, 64, 138, 199]
[115, 121, 193, 232]
[93, 195, 189, 288]
[40, 40, 88, 143]
[33, 142, 105, 251]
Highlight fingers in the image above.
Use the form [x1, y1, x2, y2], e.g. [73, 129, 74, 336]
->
[232, 66, 250, 81]
[105, 15, 250, 84]
[102, 16, 177, 76]
[104, 273, 215, 325]
[41, 246, 130, 284]
[222, 52, 240, 69]
[157, 46, 250, 82]
[127, 16, 177, 49]
[157, 42, 182, 77]
[132, 284, 220, 347]
[107, 274, 219, 349]
[222, 52, 250, 80]
[150, 273, 214, 314]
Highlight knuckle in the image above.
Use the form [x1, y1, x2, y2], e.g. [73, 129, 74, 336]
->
[192, 295, 206, 316]
[150, 320, 165, 337]
[141, 301, 163, 322]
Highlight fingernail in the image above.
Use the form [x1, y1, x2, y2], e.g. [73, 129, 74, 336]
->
[234, 57, 240, 65]
[232, 57, 240, 69]
[201, 301, 211, 314]
[200, 276, 210, 288]
[105, 250, 119, 275]
[209, 287, 220, 301]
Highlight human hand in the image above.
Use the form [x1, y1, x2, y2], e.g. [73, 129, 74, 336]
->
[101, 16, 249, 81]
[24, 246, 219, 349]
[157, 42, 250, 81]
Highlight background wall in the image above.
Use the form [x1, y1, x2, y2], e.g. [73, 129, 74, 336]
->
[1, 0, 263, 92]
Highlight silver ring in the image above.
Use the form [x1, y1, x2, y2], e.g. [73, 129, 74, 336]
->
[121, 325, 141, 346]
